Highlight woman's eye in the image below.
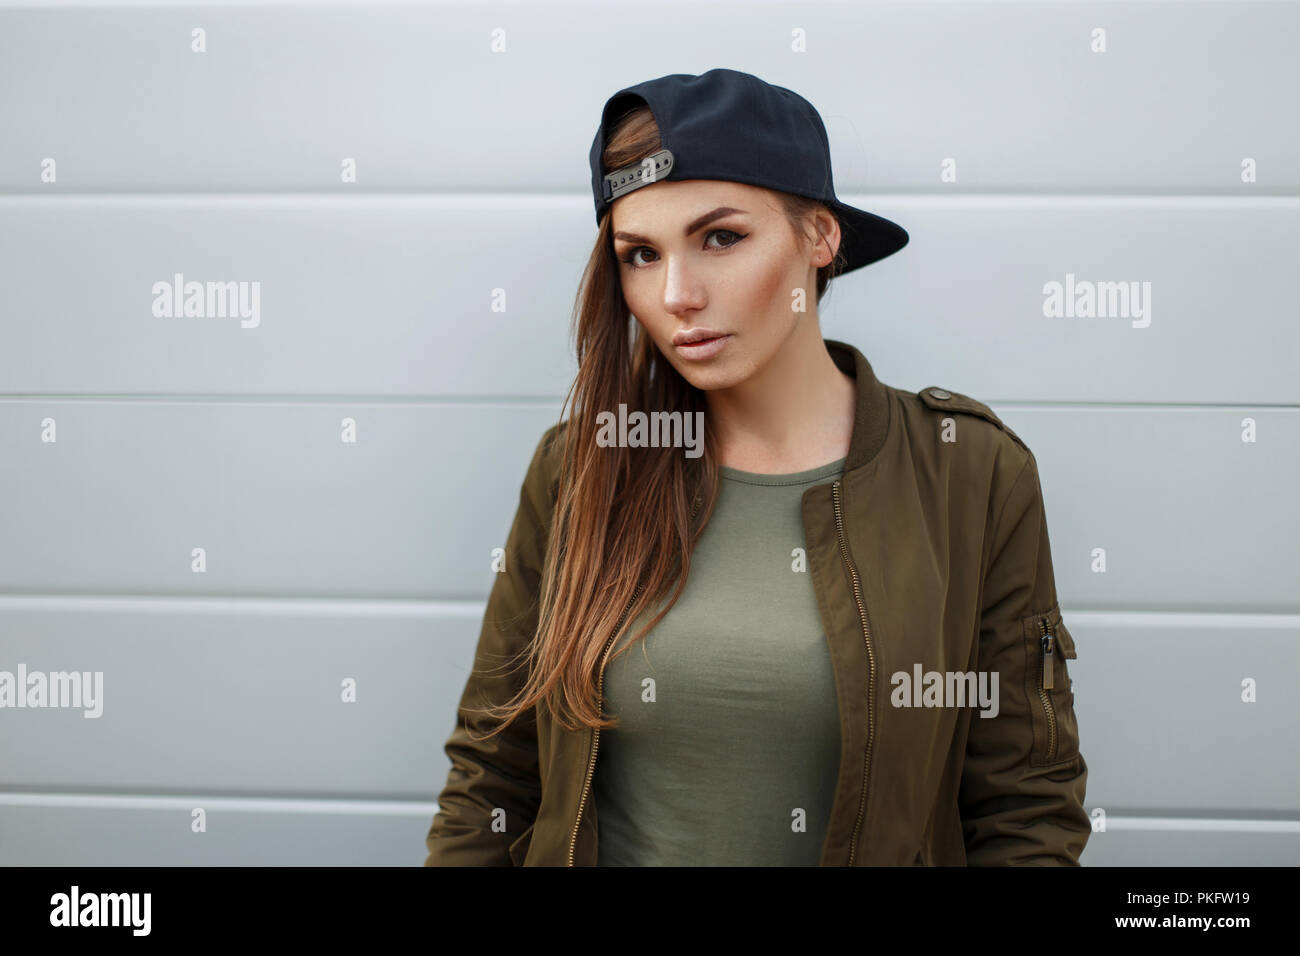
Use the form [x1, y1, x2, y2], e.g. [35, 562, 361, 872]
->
[622, 247, 655, 268]
[708, 229, 744, 249]
[620, 229, 746, 269]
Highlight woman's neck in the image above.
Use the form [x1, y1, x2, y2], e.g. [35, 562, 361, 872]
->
[708, 328, 856, 474]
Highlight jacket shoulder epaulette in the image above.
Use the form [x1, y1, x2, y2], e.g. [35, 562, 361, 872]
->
[916, 386, 1027, 452]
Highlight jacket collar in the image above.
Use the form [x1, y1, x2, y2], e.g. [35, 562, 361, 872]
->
[824, 338, 892, 473]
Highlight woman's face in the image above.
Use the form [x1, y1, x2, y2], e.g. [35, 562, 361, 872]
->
[610, 179, 837, 392]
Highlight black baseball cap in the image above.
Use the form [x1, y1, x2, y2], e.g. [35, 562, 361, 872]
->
[588, 68, 908, 275]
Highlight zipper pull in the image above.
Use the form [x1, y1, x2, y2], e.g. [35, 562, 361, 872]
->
[1040, 624, 1056, 690]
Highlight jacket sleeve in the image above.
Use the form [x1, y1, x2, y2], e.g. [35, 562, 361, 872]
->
[423, 424, 561, 866]
[958, 447, 1091, 865]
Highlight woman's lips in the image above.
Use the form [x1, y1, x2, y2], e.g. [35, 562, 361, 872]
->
[674, 333, 732, 360]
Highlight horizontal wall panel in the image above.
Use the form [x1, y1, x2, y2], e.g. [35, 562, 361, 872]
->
[1065, 612, 1300, 814]
[2, 605, 1298, 813]
[997, 406, 1300, 613]
[1, 198, 1296, 403]
[0, 798, 1296, 866]
[0, 795, 438, 866]
[0, 601, 480, 797]
[836, 198, 1300, 406]
[0, 3, 1295, 193]
[0, 402, 561, 598]
[1080, 821, 1300, 867]
[0, 198, 583, 399]
[1, 402, 1295, 608]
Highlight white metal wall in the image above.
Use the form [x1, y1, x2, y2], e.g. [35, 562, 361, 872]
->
[1, 0, 1297, 865]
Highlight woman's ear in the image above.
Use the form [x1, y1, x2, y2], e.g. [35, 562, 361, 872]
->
[808, 206, 840, 268]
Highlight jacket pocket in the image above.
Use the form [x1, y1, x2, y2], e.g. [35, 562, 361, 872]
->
[1022, 602, 1079, 767]
[508, 822, 536, 866]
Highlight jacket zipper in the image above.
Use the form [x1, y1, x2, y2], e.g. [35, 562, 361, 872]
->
[1037, 617, 1058, 761]
[832, 479, 876, 866]
[567, 490, 701, 866]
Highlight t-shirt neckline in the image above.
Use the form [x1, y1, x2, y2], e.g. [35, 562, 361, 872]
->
[719, 456, 848, 486]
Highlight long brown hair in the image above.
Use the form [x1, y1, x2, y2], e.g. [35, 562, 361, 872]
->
[473, 103, 848, 735]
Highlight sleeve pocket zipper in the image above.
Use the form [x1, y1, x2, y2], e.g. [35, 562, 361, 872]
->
[1037, 617, 1060, 761]
[1030, 607, 1078, 765]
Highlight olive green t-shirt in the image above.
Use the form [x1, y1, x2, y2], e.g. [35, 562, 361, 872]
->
[593, 456, 846, 866]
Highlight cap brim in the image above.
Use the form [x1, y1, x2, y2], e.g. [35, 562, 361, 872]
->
[830, 201, 909, 274]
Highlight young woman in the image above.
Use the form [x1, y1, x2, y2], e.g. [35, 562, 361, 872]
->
[425, 68, 1089, 866]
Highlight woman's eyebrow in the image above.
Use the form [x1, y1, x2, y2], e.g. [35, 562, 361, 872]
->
[613, 206, 747, 245]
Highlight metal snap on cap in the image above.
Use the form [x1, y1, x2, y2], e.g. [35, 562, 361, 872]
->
[603, 148, 674, 202]
[928, 388, 952, 400]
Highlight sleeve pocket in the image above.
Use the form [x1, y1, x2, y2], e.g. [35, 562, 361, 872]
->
[1021, 602, 1080, 767]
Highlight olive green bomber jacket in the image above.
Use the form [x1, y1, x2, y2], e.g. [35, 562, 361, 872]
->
[424, 338, 1089, 866]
